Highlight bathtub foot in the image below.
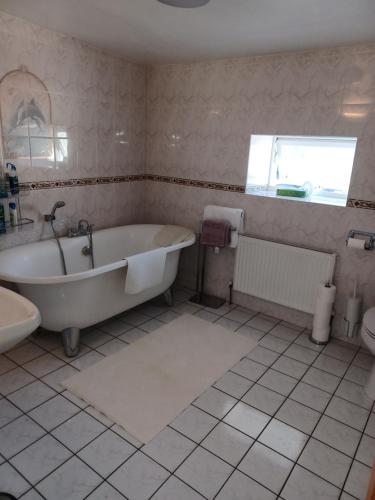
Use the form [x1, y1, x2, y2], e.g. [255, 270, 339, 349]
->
[62, 327, 81, 357]
[164, 287, 174, 307]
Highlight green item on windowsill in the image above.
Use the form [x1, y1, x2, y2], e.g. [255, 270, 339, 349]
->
[276, 184, 307, 198]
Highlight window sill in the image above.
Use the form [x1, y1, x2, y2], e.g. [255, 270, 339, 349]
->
[245, 188, 347, 207]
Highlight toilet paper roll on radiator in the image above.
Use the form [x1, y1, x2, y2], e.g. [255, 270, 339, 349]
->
[311, 283, 336, 344]
[203, 205, 244, 248]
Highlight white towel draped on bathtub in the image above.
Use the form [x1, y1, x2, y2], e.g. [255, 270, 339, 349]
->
[125, 248, 167, 294]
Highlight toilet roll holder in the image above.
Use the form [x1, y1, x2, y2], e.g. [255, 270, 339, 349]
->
[346, 230, 375, 250]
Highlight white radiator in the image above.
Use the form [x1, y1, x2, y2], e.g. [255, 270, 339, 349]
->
[233, 236, 336, 314]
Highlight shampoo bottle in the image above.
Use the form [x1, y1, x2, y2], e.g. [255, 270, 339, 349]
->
[9, 201, 18, 226]
[6, 163, 19, 195]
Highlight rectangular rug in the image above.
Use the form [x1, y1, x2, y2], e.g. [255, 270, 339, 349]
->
[63, 313, 256, 444]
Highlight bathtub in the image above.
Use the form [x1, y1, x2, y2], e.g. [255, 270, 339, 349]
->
[0, 224, 195, 355]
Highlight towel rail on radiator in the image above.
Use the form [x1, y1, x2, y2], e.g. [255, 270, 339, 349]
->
[233, 235, 337, 314]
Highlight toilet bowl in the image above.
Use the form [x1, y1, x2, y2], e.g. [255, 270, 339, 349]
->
[360, 307, 375, 400]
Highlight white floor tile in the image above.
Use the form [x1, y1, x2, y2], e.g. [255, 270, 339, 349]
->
[175, 447, 233, 499]
[260, 335, 291, 354]
[258, 368, 297, 396]
[202, 422, 253, 466]
[246, 314, 280, 332]
[0, 354, 17, 375]
[52, 411, 106, 452]
[313, 354, 349, 377]
[276, 399, 320, 434]
[6, 342, 46, 364]
[86, 482, 126, 500]
[0, 415, 46, 459]
[323, 343, 356, 363]
[216, 470, 276, 500]
[78, 429, 135, 476]
[0, 367, 36, 395]
[355, 434, 375, 467]
[238, 441, 293, 494]
[213, 371, 253, 399]
[0, 397, 22, 427]
[36, 456, 101, 500]
[298, 438, 351, 488]
[23, 353, 65, 377]
[242, 383, 285, 416]
[281, 465, 340, 500]
[325, 396, 370, 431]
[70, 351, 105, 370]
[194, 387, 237, 419]
[344, 365, 370, 386]
[312, 415, 361, 456]
[81, 328, 114, 348]
[29, 394, 81, 431]
[108, 452, 169, 500]
[236, 324, 265, 341]
[294, 333, 324, 352]
[335, 379, 373, 410]
[41, 365, 79, 392]
[215, 316, 241, 332]
[8, 380, 56, 412]
[259, 419, 308, 460]
[272, 355, 309, 379]
[231, 358, 267, 381]
[284, 344, 319, 364]
[170, 405, 218, 442]
[10, 434, 72, 483]
[290, 382, 331, 412]
[302, 367, 340, 393]
[0, 462, 31, 498]
[118, 327, 147, 343]
[142, 427, 195, 472]
[95, 339, 127, 356]
[269, 324, 301, 342]
[246, 345, 280, 366]
[224, 307, 255, 324]
[224, 402, 271, 439]
[152, 476, 204, 499]
[344, 460, 372, 500]
[365, 412, 375, 437]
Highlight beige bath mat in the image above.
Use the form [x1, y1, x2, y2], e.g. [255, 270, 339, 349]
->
[63, 314, 256, 444]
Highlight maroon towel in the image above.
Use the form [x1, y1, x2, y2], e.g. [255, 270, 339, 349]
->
[201, 219, 231, 247]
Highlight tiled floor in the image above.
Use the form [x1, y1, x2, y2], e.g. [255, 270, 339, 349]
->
[0, 287, 374, 499]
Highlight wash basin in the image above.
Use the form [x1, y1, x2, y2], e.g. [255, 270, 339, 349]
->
[0, 287, 41, 353]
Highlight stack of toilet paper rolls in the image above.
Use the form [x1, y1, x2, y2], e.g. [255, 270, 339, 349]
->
[311, 283, 336, 344]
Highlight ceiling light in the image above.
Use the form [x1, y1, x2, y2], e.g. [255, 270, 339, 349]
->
[157, 0, 210, 8]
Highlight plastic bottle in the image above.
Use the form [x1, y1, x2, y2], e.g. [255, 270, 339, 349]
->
[0, 202, 6, 234]
[9, 201, 18, 226]
[6, 163, 19, 195]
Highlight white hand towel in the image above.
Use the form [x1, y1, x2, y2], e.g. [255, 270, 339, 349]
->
[125, 248, 167, 295]
[203, 205, 244, 248]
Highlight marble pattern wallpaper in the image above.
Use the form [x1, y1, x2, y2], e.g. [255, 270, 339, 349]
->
[145, 45, 375, 337]
[0, 11, 146, 248]
[2, 10, 375, 339]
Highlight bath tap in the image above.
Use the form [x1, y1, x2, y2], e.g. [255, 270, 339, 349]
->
[68, 219, 95, 269]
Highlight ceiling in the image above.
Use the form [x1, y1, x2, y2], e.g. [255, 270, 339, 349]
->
[1, 0, 375, 63]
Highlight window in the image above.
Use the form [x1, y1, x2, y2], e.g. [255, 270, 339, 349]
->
[246, 135, 357, 206]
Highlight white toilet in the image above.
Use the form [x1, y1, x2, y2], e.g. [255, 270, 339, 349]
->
[361, 307, 375, 400]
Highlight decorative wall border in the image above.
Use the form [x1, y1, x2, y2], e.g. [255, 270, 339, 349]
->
[18, 175, 375, 210]
[20, 174, 148, 191]
[19, 174, 245, 193]
[346, 198, 375, 210]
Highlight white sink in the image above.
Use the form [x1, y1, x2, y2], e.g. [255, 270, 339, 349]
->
[0, 287, 41, 353]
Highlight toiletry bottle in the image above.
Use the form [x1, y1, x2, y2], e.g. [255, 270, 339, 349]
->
[0, 202, 6, 234]
[9, 201, 18, 226]
[6, 163, 19, 195]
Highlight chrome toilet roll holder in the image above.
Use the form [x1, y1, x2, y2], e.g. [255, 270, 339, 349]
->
[346, 229, 375, 250]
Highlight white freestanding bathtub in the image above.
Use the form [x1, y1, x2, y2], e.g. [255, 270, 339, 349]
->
[0, 224, 195, 355]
